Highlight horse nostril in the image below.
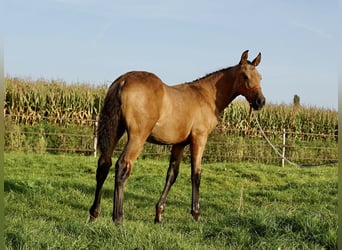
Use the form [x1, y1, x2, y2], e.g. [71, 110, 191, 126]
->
[256, 97, 265, 107]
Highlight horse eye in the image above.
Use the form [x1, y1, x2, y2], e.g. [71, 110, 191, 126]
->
[242, 73, 248, 81]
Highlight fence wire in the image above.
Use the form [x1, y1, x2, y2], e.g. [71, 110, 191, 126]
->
[4, 115, 338, 166]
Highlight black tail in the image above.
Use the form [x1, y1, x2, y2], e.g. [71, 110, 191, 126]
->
[97, 80, 124, 155]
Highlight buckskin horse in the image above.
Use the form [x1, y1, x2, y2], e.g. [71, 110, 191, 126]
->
[89, 50, 265, 225]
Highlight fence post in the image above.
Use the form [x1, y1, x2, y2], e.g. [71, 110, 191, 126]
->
[93, 116, 99, 158]
[282, 129, 286, 168]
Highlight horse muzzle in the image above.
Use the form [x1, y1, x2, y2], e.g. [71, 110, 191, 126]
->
[250, 93, 265, 110]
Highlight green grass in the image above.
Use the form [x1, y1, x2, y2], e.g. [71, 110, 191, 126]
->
[4, 152, 337, 249]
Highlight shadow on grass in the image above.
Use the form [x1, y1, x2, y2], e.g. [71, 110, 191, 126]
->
[5, 232, 25, 250]
[5, 179, 32, 194]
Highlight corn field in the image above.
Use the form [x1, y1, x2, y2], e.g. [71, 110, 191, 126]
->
[5, 76, 338, 133]
[220, 101, 337, 136]
[4, 76, 338, 165]
[4, 77, 107, 125]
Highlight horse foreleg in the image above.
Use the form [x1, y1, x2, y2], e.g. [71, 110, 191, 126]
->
[191, 167, 201, 221]
[190, 135, 207, 221]
[89, 154, 112, 221]
[155, 143, 185, 223]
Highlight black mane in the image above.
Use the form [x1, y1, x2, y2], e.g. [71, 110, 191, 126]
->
[188, 60, 256, 84]
[188, 66, 233, 84]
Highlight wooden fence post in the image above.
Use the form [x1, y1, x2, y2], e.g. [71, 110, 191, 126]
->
[93, 116, 99, 158]
[282, 129, 286, 168]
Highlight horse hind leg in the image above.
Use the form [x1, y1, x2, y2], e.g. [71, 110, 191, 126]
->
[89, 125, 124, 221]
[112, 135, 147, 225]
[89, 154, 112, 221]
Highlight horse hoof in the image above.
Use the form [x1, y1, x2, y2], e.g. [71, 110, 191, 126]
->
[113, 217, 124, 226]
[154, 217, 162, 224]
[89, 214, 97, 222]
[191, 210, 201, 221]
[154, 206, 164, 224]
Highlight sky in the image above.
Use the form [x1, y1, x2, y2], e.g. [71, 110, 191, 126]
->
[3, 0, 339, 110]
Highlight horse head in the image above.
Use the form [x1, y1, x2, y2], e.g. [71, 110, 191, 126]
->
[236, 50, 265, 111]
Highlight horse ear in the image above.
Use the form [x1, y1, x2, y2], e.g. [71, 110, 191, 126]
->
[252, 52, 261, 66]
[239, 50, 249, 65]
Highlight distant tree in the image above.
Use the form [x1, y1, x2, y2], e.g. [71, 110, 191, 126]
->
[293, 94, 300, 106]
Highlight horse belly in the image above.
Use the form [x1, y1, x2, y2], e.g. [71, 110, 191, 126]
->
[149, 120, 190, 145]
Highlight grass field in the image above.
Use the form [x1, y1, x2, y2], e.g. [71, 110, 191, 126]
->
[4, 152, 337, 249]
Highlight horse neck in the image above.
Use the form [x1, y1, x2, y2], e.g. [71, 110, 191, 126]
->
[192, 65, 239, 115]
